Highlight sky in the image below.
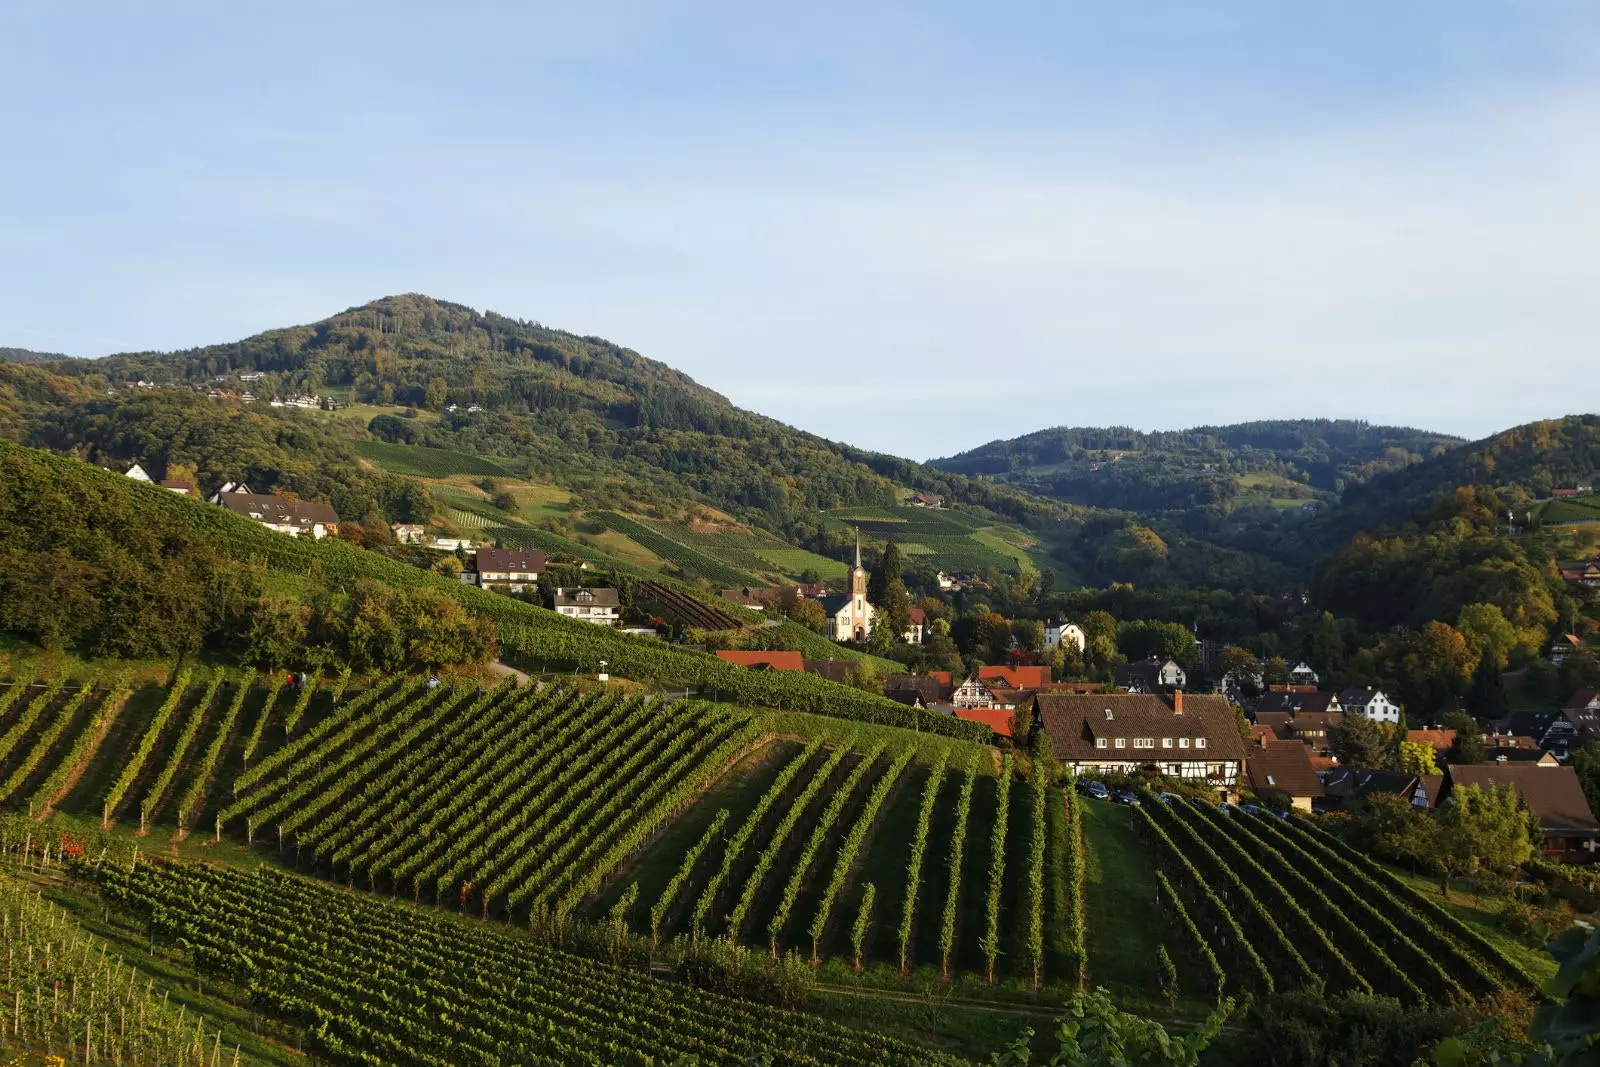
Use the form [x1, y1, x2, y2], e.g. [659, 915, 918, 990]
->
[3, 3, 1598, 460]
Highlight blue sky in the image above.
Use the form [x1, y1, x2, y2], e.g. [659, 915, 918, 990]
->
[3, 3, 1598, 459]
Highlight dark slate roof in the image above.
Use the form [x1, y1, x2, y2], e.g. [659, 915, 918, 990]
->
[219, 492, 341, 530]
[818, 594, 852, 617]
[1257, 690, 1341, 716]
[803, 659, 852, 684]
[475, 547, 547, 573]
[1338, 687, 1380, 707]
[884, 675, 949, 706]
[554, 586, 619, 607]
[1114, 658, 1163, 691]
[1322, 768, 1427, 805]
[1245, 742, 1323, 799]
[1034, 693, 1247, 762]
[1447, 764, 1600, 836]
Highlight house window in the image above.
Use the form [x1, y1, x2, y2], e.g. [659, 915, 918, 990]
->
[1115, 738, 1126, 749]
[1266, 775, 1277, 786]
[1096, 738, 1108, 749]
[1195, 738, 1206, 749]
[1161, 738, 1172, 749]
[1179, 738, 1190, 749]
[1104, 709, 1114, 720]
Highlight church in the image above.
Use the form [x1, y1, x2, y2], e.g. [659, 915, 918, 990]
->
[819, 537, 875, 642]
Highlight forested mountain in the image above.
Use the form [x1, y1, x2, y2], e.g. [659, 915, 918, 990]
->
[933, 420, 1460, 512]
[0, 295, 1297, 592]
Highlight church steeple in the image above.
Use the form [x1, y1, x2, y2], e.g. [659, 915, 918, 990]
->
[849, 531, 867, 598]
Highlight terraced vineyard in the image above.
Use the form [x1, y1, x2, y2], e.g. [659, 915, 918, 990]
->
[219, 677, 758, 919]
[86, 860, 960, 1067]
[1134, 796, 1537, 1006]
[0, 672, 137, 817]
[616, 739, 1067, 986]
[634, 579, 747, 630]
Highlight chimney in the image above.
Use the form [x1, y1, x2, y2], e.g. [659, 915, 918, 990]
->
[1173, 690, 1184, 715]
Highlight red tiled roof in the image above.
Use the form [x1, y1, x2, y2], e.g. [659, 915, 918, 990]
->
[979, 665, 1051, 688]
[954, 706, 1015, 737]
[1408, 729, 1457, 754]
[928, 671, 953, 687]
[715, 650, 804, 671]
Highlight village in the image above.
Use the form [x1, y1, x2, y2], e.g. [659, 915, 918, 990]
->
[119, 461, 1600, 871]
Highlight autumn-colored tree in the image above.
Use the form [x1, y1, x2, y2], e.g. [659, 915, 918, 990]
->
[1457, 602, 1517, 669]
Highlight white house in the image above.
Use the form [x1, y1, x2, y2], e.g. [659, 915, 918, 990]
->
[1288, 662, 1320, 686]
[554, 587, 621, 626]
[391, 523, 426, 545]
[953, 676, 1004, 709]
[1339, 687, 1402, 725]
[903, 607, 925, 645]
[1044, 622, 1087, 654]
[123, 463, 152, 482]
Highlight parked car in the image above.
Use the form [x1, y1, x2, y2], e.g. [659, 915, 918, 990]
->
[1267, 808, 1291, 821]
[1078, 780, 1111, 801]
[1188, 797, 1213, 811]
[1157, 792, 1182, 805]
[1218, 802, 1236, 816]
[1238, 803, 1263, 816]
[1112, 789, 1141, 806]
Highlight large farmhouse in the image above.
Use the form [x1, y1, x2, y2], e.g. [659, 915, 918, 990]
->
[1032, 691, 1246, 789]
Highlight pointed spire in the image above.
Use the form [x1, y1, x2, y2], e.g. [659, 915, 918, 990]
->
[854, 530, 862, 570]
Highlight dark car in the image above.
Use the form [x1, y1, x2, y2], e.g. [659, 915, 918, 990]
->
[1112, 789, 1141, 806]
[1238, 803, 1263, 816]
[1188, 797, 1213, 811]
[1078, 780, 1111, 801]
[1268, 808, 1291, 821]
[1157, 792, 1182, 805]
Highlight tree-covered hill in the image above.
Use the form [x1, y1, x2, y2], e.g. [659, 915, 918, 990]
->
[1324, 414, 1600, 537]
[23, 293, 1064, 530]
[0, 347, 68, 363]
[932, 419, 1461, 513]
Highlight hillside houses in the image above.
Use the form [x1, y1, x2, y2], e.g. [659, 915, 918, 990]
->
[218, 492, 341, 539]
